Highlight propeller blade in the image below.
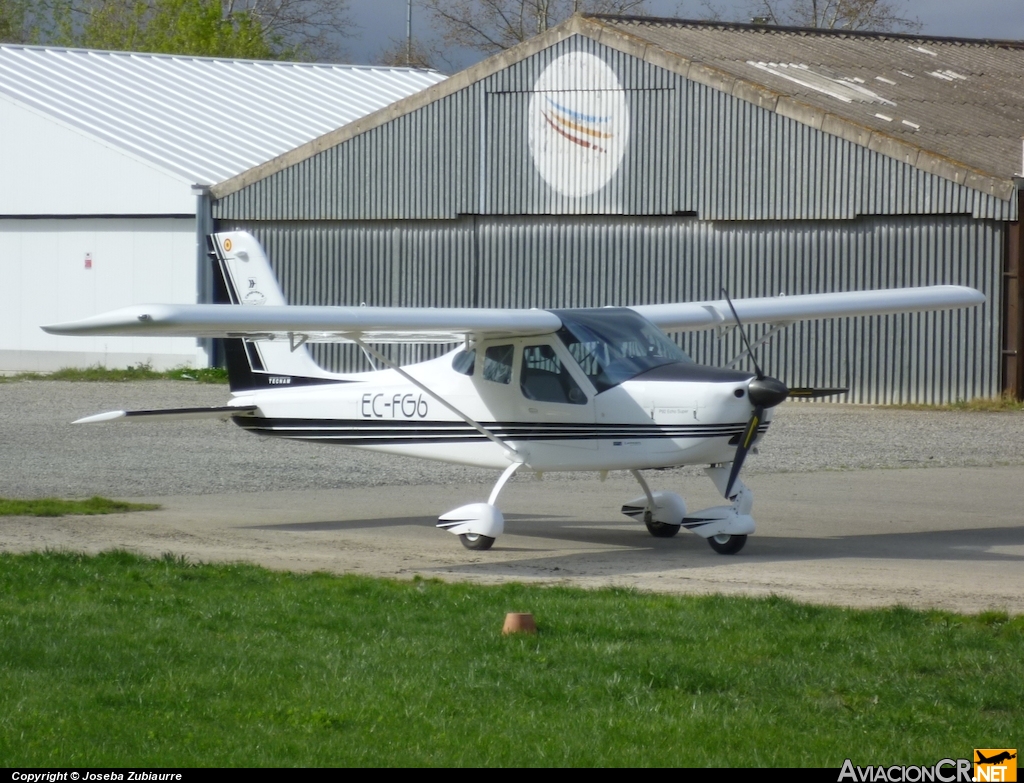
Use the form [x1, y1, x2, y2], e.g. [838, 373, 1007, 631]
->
[787, 387, 849, 399]
[724, 405, 763, 498]
[725, 382, 841, 499]
[720, 288, 833, 498]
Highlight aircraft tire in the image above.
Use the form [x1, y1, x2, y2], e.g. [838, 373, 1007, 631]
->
[645, 519, 681, 538]
[459, 533, 496, 551]
[708, 534, 747, 555]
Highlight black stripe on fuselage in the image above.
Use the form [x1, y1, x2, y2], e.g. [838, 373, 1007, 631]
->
[231, 417, 770, 445]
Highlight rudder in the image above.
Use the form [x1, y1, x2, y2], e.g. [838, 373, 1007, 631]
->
[209, 232, 341, 391]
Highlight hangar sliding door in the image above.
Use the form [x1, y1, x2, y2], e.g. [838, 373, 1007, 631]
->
[225, 214, 1000, 405]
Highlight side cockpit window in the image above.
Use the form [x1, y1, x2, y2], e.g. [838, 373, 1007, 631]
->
[521, 345, 587, 405]
[483, 344, 514, 384]
[452, 349, 475, 376]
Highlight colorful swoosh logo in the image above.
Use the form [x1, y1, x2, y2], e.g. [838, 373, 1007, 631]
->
[542, 97, 612, 153]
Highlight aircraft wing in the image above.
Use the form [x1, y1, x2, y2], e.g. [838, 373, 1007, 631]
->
[43, 286, 984, 344]
[43, 304, 563, 344]
[631, 286, 985, 332]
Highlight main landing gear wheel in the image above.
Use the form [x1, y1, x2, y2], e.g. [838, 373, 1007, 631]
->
[459, 533, 496, 551]
[644, 512, 681, 538]
[708, 534, 747, 555]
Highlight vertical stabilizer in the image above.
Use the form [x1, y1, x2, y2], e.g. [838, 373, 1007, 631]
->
[209, 232, 341, 391]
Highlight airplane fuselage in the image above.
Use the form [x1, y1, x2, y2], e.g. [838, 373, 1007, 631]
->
[227, 348, 768, 473]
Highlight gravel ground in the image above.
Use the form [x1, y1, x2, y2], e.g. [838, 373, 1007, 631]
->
[3, 379, 1023, 613]
[2, 379, 1023, 499]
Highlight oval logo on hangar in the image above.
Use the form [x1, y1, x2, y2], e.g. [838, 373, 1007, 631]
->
[528, 52, 629, 198]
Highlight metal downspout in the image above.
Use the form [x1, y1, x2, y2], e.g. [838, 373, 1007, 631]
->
[1003, 179, 1024, 400]
[193, 184, 215, 367]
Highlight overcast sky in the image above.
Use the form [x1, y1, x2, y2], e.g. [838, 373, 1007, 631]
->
[342, 1, 1024, 71]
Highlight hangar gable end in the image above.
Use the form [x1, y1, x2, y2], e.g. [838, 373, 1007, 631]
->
[212, 33, 1014, 223]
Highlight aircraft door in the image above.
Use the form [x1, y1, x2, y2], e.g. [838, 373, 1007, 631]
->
[471, 340, 597, 454]
[471, 342, 522, 422]
[517, 341, 597, 451]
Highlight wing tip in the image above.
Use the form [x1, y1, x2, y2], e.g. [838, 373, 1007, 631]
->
[73, 410, 127, 424]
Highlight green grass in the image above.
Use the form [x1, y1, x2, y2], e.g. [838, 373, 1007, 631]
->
[0, 363, 228, 383]
[886, 393, 1024, 412]
[0, 551, 1019, 767]
[949, 394, 1024, 412]
[0, 497, 159, 517]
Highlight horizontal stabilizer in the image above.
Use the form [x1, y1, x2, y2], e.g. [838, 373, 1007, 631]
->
[74, 405, 258, 424]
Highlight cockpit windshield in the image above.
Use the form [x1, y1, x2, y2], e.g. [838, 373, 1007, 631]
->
[553, 308, 692, 393]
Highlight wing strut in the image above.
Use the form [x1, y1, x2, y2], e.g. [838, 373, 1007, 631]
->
[353, 338, 521, 460]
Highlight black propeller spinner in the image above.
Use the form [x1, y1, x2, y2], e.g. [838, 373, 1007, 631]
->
[720, 289, 847, 499]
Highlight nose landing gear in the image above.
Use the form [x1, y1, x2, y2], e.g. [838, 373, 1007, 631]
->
[623, 466, 756, 554]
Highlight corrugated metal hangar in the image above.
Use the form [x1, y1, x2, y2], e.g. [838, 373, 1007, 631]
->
[209, 15, 1024, 405]
[0, 44, 445, 371]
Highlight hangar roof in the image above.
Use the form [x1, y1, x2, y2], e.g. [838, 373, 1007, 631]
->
[588, 16, 1024, 199]
[211, 14, 1023, 201]
[0, 44, 446, 185]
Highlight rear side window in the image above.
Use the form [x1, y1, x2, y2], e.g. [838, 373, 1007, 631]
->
[521, 345, 587, 405]
[452, 349, 475, 376]
[483, 345, 514, 384]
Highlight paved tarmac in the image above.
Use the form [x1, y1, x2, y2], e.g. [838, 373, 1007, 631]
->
[2, 380, 1023, 613]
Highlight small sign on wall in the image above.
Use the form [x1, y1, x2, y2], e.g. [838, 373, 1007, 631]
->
[84, 253, 92, 270]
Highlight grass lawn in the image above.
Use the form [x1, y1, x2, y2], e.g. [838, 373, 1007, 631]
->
[0, 551, 1019, 767]
[0, 497, 159, 517]
[0, 364, 227, 383]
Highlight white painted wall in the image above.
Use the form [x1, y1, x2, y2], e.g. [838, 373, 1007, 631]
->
[0, 96, 195, 216]
[0, 218, 206, 371]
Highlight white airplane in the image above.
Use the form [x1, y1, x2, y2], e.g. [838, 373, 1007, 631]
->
[44, 231, 985, 554]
